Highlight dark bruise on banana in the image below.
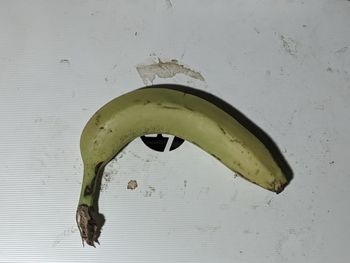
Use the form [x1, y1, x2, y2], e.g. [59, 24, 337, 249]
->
[76, 85, 291, 246]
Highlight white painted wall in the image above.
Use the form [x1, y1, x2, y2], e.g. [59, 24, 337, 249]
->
[1, 1, 350, 262]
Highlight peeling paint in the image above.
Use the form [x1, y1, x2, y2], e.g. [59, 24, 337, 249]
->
[136, 58, 205, 84]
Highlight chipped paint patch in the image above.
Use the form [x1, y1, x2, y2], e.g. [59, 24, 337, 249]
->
[127, 180, 138, 190]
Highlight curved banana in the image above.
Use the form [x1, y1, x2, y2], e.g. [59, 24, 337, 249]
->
[76, 85, 289, 246]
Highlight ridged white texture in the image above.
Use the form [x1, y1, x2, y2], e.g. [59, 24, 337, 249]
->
[1, 0, 350, 262]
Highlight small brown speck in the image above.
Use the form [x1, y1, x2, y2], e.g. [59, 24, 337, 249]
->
[127, 180, 138, 190]
[94, 114, 101, 126]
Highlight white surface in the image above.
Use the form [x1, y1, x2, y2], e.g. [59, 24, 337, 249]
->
[1, 1, 350, 262]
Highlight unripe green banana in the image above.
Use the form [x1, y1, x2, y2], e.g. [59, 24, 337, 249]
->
[76, 85, 290, 246]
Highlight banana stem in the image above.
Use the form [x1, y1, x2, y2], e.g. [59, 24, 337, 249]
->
[76, 162, 105, 246]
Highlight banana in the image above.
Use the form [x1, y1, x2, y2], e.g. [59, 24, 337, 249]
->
[76, 85, 290, 246]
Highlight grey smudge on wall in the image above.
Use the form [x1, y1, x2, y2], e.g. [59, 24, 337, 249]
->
[183, 180, 188, 195]
[136, 58, 205, 84]
[220, 203, 229, 210]
[100, 172, 113, 192]
[165, 0, 173, 8]
[197, 186, 210, 199]
[267, 197, 273, 206]
[34, 117, 42, 123]
[243, 229, 250, 234]
[335, 46, 348, 55]
[287, 110, 297, 127]
[275, 233, 289, 259]
[59, 59, 70, 64]
[230, 189, 238, 202]
[52, 226, 79, 247]
[144, 186, 156, 197]
[196, 225, 221, 232]
[280, 35, 298, 56]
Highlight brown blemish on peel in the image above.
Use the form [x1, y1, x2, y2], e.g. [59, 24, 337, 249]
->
[94, 114, 101, 126]
[162, 105, 181, 110]
[84, 162, 103, 197]
[84, 186, 92, 196]
[219, 126, 227, 135]
[95, 162, 103, 174]
[84, 179, 94, 196]
[211, 153, 222, 162]
[185, 105, 194, 111]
